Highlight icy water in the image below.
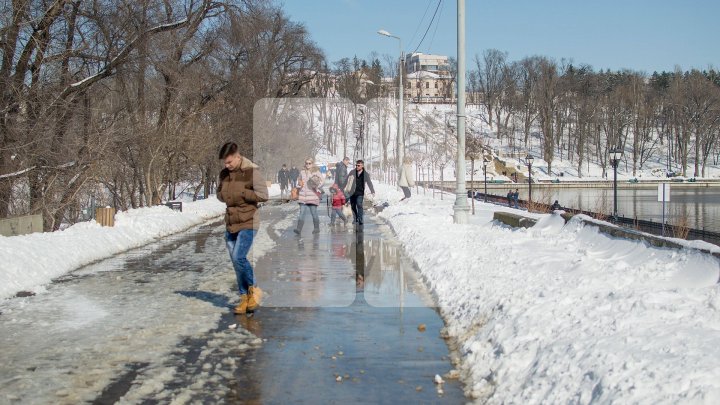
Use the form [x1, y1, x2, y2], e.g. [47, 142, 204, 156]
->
[0, 204, 466, 403]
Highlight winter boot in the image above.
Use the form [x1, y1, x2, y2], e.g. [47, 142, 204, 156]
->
[294, 220, 304, 235]
[247, 286, 263, 311]
[312, 218, 320, 234]
[233, 294, 249, 314]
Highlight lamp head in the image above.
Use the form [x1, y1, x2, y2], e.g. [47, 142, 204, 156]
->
[526, 154, 534, 166]
[377, 29, 391, 37]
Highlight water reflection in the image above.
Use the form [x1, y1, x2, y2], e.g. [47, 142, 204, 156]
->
[351, 227, 434, 308]
[354, 230, 365, 291]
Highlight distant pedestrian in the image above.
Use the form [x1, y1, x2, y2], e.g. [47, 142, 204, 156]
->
[513, 189, 519, 209]
[551, 200, 562, 211]
[294, 158, 325, 235]
[289, 165, 299, 188]
[217, 142, 268, 315]
[335, 157, 350, 193]
[344, 159, 375, 226]
[329, 184, 348, 226]
[398, 156, 415, 201]
[278, 164, 290, 197]
[507, 190, 513, 207]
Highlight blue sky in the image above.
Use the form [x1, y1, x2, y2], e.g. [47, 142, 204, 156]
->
[280, 0, 719, 74]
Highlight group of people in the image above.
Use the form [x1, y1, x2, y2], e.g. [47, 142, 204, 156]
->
[277, 164, 300, 197]
[216, 144, 413, 316]
[506, 189, 520, 208]
[291, 156, 376, 234]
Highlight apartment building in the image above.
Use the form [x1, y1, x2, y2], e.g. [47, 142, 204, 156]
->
[403, 53, 454, 103]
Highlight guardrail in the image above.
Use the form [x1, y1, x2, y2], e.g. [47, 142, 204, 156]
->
[423, 182, 720, 248]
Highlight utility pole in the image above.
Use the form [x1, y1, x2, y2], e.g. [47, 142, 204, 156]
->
[453, 0, 469, 224]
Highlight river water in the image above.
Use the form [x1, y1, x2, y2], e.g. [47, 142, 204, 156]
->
[496, 184, 720, 232]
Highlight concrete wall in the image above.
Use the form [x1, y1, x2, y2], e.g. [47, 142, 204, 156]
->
[0, 214, 43, 237]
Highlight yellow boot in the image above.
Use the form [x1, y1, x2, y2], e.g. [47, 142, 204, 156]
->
[247, 286, 263, 312]
[234, 294, 248, 314]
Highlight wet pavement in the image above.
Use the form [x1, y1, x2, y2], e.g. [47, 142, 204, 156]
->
[0, 202, 467, 403]
[226, 205, 466, 403]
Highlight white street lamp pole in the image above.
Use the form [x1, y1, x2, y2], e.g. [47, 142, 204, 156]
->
[378, 29, 404, 184]
[453, 0, 469, 224]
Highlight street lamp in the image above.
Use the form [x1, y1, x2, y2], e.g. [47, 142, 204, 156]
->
[609, 147, 623, 222]
[526, 154, 534, 209]
[483, 158, 489, 202]
[377, 29, 404, 184]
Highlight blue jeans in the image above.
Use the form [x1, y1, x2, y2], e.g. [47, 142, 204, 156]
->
[225, 229, 257, 295]
[297, 203, 319, 225]
[330, 207, 346, 224]
[350, 194, 364, 223]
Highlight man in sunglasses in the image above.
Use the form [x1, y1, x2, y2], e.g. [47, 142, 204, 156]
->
[343, 160, 375, 226]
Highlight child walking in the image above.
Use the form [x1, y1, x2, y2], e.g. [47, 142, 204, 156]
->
[329, 184, 348, 226]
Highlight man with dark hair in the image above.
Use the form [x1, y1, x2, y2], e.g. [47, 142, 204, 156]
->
[217, 142, 269, 315]
[289, 165, 299, 188]
[278, 164, 290, 197]
[344, 159, 375, 226]
[335, 157, 350, 192]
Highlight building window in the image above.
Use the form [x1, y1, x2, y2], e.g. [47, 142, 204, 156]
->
[425, 82, 429, 89]
[435, 82, 438, 89]
[417, 82, 421, 88]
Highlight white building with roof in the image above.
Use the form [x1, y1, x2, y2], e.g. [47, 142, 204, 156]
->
[403, 56, 454, 103]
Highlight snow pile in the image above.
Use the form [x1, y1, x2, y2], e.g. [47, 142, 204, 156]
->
[375, 183, 720, 403]
[0, 198, 226, 300]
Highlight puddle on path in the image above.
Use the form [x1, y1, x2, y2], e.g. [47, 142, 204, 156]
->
[223, 207, 466, 403]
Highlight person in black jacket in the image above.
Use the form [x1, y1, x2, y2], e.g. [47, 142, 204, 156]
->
[289, 165, 300, 188]
[278, 164, 290, 197]
[344, 160, 375, 226]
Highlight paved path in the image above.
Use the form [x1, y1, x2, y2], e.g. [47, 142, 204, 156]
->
[0, 202, 466, 403]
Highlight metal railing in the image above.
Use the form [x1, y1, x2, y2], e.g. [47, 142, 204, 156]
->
[426, 183, 720, 247]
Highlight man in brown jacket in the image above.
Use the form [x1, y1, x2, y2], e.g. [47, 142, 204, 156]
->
[217, 142, 269, 314]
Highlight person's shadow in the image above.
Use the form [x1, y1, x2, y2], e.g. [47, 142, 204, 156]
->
[175, 290, 230, 309]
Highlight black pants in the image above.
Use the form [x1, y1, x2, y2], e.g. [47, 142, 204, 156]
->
[400, 186, 411, 199]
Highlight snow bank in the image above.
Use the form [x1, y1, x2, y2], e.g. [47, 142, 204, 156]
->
[376, 183, 720, 403]
[0, 198, 226, 300]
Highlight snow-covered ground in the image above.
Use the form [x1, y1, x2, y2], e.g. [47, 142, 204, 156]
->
[4, 175, 720, 403]
[375, 183, 720, 403]
[0, 199, 223, 300]
[0, 185, 284, 300]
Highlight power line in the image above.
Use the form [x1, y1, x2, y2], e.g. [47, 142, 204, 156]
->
[412, 0, 442, 54]
[426, 0, 445, 54]
[407, 0, 433, 52]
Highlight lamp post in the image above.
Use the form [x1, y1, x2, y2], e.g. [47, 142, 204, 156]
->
[377, 29, 404, 183]
[453, 0, 469, 224]
[483, 158, 488, 202]
[609, 147, 623, 222]
[526, 154, 534, 209]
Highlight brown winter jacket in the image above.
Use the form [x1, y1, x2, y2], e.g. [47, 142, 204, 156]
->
[217, 157, 269, 233]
